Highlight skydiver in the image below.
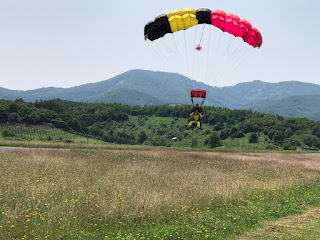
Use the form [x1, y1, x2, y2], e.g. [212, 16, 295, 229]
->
[187, 109, 203, 130]
[189, 103, 205, 115]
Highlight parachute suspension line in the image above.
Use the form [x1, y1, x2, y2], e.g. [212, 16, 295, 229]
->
[172, 34, 184, 78]
[227, 40, 249, 70]
[216, 36, 235, 84]
[172, 33, 190, 90]
[205, 27, 212, 85]
[183, 30, 191, 82]
[233, 47, 256, 70]
[150, 41, 169, 66]
[191, 25, 199, 81]
[215, 34, 242, 85]
[200, 97, 206, 108]
[212, 31, 224, 85]
[161, 36, 182, 68]
[199, 24, 205, 45]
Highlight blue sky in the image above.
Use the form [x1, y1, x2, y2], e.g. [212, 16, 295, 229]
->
[0, 0, 319, 90]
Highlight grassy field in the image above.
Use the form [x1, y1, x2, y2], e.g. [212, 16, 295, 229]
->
[0, 146, 319, 239]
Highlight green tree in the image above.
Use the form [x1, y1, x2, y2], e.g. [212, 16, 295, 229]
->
[8, 112, 20, 123]
[138, 131, 147, 144]
[208, 131, 222, 148]
[249, 132, 259, 143]
[220, 129, 230, 140]
[273, 131, 285, 144]
[0, 107, 8, 123]
[89, 125, 103, 137]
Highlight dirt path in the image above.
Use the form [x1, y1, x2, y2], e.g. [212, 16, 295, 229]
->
[239, 207, 320, 240]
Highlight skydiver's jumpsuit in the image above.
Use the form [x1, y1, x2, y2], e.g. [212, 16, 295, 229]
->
[188, 112, 203, 128]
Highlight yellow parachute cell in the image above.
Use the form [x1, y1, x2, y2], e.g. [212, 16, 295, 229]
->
[182, 8, 198, 29]
[168, 8, 198, 33]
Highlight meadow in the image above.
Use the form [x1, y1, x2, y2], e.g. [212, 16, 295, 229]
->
[0, 146, 320, 239]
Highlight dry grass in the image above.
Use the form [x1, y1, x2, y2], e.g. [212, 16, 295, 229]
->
[0, 148, 319, 238]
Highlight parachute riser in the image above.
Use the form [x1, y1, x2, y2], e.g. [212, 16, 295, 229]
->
[200, 97, 206, 107]
[190, 96, 205, 108]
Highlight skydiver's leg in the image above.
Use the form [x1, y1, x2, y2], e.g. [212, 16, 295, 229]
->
[197, 121, 201, 128]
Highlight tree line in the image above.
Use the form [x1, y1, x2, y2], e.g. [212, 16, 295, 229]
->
[1, 98, 320, 149]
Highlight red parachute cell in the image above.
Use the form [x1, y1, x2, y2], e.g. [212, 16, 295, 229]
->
[244, 27, 262, 48]
[254, 28, 263, 47]
[224, 13, 240, 37]
[211, 10, 226, 31]
[236, 19, 252, 38]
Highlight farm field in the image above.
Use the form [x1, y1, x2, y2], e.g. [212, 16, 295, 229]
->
[0, 146, 320, 239]
[0, 124, 104, 144]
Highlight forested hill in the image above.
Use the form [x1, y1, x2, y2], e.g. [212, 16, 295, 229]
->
[1, 98, 320, 150]
[1, 69, 320, 120]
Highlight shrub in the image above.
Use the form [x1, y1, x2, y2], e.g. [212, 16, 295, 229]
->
[208, 131, 222, 148]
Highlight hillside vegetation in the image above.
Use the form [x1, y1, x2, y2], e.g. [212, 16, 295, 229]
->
[1, 98, 320, 150]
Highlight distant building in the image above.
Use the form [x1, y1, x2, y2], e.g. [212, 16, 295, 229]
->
[296, 147, 317, 151]
[172, 137, 179, 142]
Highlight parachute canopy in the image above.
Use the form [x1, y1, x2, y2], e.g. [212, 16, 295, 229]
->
[190, 89, 206, 107]
[144, 8, 262, 48]
[191, 89, 206, 99]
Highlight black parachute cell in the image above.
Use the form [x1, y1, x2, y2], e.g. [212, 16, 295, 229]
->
[196, 8, 212, 24]
[144, 14, 172, 41]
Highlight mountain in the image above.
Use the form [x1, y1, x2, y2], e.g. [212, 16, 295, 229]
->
[0, 70, 207, 105]
[1, 69, 320, 120]
[247, 95, 320, 120]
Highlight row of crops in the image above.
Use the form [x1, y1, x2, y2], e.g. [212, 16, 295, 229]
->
[0, 124, 100, 143]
